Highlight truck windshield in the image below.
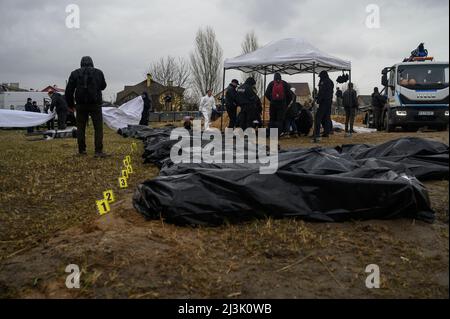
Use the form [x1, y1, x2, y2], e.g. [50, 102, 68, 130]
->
[397, 64, 449, 89]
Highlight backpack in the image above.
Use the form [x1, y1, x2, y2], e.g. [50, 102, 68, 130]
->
[76, 68, 99, 105]
[272, 81, 285, 101]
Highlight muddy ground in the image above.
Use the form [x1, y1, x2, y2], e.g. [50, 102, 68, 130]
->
[0, 125, 448, 299]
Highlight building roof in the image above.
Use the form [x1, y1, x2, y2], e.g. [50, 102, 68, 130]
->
[289, 83, 311, 97]
[41, 85, 65, 93]
[1, 83, 29, 92]
[116, 79, 185, 105]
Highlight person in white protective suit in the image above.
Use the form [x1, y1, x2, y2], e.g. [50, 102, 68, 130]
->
[199, 90, 216, 131]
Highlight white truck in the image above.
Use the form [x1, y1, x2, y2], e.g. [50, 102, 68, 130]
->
[0, 91, 50, 111]
[379, 57, 449, 132]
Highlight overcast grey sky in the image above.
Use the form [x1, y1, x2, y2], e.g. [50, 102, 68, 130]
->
[0, 0, 448, 100]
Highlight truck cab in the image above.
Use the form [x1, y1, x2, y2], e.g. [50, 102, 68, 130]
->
[381, 59, 449, 131]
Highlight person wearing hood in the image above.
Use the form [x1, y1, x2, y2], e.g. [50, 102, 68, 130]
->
[265, 73, 293, 136]
[66, 56, 107, 157]
[225, 79, 240, 129]
[48, 90, 69, 130]
[199, 89, 216, 131]
[236, 77, 260, 130]
[371, 87, 387, 131]
[139, 92, 153, 126]
[313, 71, 334, 142]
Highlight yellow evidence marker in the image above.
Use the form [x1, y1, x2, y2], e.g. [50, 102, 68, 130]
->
[127, 164, 134, 174]
[126, 155, 132, 163]
[122, 169, 129, 179]
[103, 190, 115, 204]
[119, 177, 128, 189]
[131, 142, 138, 152]
[96, 199, 111, 216]
[124, 158, 130, 167]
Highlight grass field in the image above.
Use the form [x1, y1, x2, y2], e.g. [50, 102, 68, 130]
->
[0, 123, 448, 299]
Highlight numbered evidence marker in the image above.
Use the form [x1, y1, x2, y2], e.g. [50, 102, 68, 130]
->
[122, 169, 129, 179]
[126, 164, 134, 174]
[126, 155, 132, 163]
[103, 190, 115, 204]
[123, 158, 130, 167]
[96, 199, 111, 216]
[119, 177, 128, 189]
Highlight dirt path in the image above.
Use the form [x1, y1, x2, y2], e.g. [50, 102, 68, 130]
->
[0, 180, 447, 299]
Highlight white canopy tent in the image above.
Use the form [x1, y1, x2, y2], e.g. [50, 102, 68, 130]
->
[224, 38, 351, 75]
[221, 38, 352, 131]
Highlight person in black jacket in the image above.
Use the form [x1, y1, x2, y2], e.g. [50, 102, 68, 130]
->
[313, 71, 334, 141]
[283, 90, 301, 136]
[139, 92, 152, 126]
[48, 90, 68, 130]
[24, 98, 34, 133]
[296, 102, 314, 136]
[265, 73, 293, 137]
[66, 56, 107, 157]
[371, 87, 387, 131]
[342, 83, 359, 136]
[236, 77, 260, 130]
[225, 79, 239, 129]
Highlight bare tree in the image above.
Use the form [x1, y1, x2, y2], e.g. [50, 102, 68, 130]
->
[148, 56, 190, 88]
[189, 26, 223, 100]
[241, 31, 264, 96]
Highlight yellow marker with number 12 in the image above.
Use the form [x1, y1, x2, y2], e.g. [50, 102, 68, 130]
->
[96, 199, 111, 216]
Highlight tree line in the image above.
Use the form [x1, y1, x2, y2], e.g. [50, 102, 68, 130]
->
[147, 27, 261, 109]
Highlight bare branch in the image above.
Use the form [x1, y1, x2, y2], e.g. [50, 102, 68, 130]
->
[241, 31, 264, 96]
[189, 26, 223, 100]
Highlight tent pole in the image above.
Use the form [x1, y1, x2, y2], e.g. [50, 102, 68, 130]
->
[221, 68, 226, 132]
[263, 70, 267, 127]
[312, 62, 317, 140]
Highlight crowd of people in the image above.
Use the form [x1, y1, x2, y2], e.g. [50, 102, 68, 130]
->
[198, 73, 316, 138]
[21, 55, 389, 156]
[199, 70, 374, 142]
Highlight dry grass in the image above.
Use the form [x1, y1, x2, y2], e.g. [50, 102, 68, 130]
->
[0, 124, 448, 299]
[0, 126, 155, 261]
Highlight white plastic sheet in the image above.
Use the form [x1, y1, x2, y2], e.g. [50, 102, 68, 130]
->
[0, 109, 55, 128]
[102, 96, 144, 131]
[332, 120, 377, 134]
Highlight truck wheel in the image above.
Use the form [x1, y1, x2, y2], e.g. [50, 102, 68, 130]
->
[384, 113, 394, 133]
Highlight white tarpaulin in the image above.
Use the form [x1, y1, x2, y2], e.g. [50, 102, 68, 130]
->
[0, 109, 55, 128]
[102, 96, 144, 131]
[332, 120, 377, 134]
[224, 38, 351, 74]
